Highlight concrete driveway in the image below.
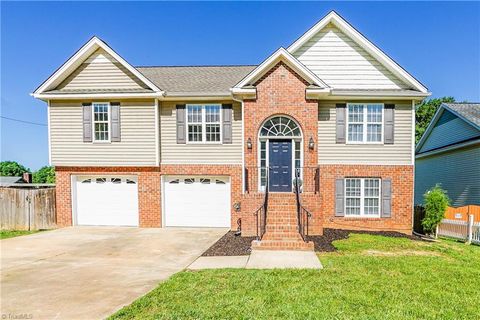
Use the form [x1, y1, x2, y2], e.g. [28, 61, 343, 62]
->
[1, 227, 227, 320]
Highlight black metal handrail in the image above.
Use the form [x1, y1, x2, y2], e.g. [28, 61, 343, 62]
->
[294, 168, 312, 241]
[254, 167, 269, 240]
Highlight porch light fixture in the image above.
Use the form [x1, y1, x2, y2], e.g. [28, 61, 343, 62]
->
[247, 138, 252, 149]
[309, 137, 315, 150]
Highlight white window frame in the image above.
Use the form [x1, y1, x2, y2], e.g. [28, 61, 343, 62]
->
[344, 178, 381, 218]
[186, 104, 222, 144]
[346, 103, 384, 144]
[92, 102, 111, 143]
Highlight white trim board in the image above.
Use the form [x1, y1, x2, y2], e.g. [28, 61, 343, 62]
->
[32, 36, 163, 95]
[287, 11, 429, 93]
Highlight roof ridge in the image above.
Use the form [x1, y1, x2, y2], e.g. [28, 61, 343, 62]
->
[135, 65, 257, 68]
[444, 102, 480, 105]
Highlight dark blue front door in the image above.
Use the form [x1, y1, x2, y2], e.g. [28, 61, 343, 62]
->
[269, 140, 292, 192]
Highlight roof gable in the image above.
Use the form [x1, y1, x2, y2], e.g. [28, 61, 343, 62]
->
[288, 11, 428, 93]
[33, 37, 162, 96]
[416, 104, 480, 153]
[233, 48, 329, 89]
[55, 48, 150, 92]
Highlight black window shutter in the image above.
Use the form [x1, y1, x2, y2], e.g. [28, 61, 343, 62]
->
[110, 102, 121, 142]
[335, 178, 345, 217]
[336, 103, 346, 144]
[381, 179, 392, 218]
[82, 102, 92, 142]
[384, 104, 395, 144]
[222, 104, 233, 144]
[176, 104, 186, 144]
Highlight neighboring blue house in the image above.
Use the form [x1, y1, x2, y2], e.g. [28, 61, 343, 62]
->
[415, 103, 480, 206]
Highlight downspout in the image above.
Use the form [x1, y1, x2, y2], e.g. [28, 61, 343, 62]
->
[411, 99, 416, 234]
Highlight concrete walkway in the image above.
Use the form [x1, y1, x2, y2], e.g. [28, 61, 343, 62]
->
[1, 227, 227, 320]
[188, 250, 322, 270]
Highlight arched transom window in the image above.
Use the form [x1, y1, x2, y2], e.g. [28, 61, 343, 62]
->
[259, 116, 301, 137]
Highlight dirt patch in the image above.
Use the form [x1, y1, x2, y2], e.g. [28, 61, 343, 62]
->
[307, 228, 422, 252]
[202, 231, 255, 256]
[365, 249, 441, 257]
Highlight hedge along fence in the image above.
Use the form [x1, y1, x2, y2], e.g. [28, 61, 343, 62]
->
[0, 186, 56, 230]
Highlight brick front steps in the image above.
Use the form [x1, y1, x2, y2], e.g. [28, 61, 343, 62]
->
[251, 193, 314, 251]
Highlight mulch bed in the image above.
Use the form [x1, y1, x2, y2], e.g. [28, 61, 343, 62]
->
[202, 229, 422, 256]
[307, 228, 422, 252]
[202, 231, 256, 256]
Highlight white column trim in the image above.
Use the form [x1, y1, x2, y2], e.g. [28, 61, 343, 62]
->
[47, 100, 52, 166]
[155, 99, 160, 165]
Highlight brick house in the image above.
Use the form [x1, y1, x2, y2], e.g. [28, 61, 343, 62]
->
[33, 11, 430, 250]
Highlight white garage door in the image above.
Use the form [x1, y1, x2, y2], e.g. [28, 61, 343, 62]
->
[75, 176, 139, 226]
[164, 176, 230, 228]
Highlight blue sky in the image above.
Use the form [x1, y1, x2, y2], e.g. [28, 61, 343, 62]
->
[1, 1, 479, 170]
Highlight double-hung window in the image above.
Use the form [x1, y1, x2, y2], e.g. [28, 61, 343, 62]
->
[347, 103, 383, 143]
[187, 104, 221, 143]
[345, 178, 381, 217]
[93, 102, 110, 142]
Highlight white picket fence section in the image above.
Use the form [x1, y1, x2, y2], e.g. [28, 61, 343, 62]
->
[473, 222, 480, 245]
[437, 215, 479, 245]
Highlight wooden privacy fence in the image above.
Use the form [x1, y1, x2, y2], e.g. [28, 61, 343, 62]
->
[444, 205, 480, 222]
[437, 215, 480, 245]
[0, 187, 56, 230]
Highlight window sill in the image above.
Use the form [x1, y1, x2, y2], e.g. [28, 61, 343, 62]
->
[335, 216, 386, 220]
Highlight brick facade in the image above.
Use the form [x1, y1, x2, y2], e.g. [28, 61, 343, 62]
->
[242, 61, 323, 236]
[320, 164, 414, 234]
[55, 165, 244, 229]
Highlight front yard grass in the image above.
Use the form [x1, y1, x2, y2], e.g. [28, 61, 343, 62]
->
[110, 234, 480, 320]
[0, 230, 39, 239]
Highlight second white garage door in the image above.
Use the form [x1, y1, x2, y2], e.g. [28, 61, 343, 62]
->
[163, 176, 230, 228]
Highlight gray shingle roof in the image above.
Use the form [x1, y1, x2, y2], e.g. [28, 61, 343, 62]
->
[136, 66, 256, 96]
[443, 103, 480, 129]
[0, 176, 23, 187]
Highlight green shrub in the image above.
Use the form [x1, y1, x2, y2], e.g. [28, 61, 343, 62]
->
[421, 184, 450, 234]
[0, 161, 30, 176]
[33, 166, 55, 183]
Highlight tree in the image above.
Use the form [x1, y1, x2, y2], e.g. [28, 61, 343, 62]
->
[0, 161, 30, 177]
[33, 166, 56, 183]
[421, 184, 450, 235]
[415, 97, 455, 143]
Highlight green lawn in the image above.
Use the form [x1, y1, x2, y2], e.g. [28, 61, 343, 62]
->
[0, 230, 39, 239]
[110, 234, 480, 320]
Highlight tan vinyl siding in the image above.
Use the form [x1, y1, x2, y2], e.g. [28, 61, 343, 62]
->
[160, 101, 242, 164]
[293, 23, 408, 90]
[318, 101, 413, 165]
[50, 100, 156, 166]
[56, 49, 149, 90]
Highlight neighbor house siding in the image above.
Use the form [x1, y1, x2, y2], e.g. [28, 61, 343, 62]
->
[318, 101, 413, 164]
[56, 49, 149, 91]
[50, 100, 156, 166]
[419, 110, 480, 153]
[292, 23, 408, 89]
[159, 101, 242, 164]
[415, 144, 480, 206]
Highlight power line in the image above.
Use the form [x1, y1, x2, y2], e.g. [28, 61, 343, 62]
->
[0, 116, 47, 127]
